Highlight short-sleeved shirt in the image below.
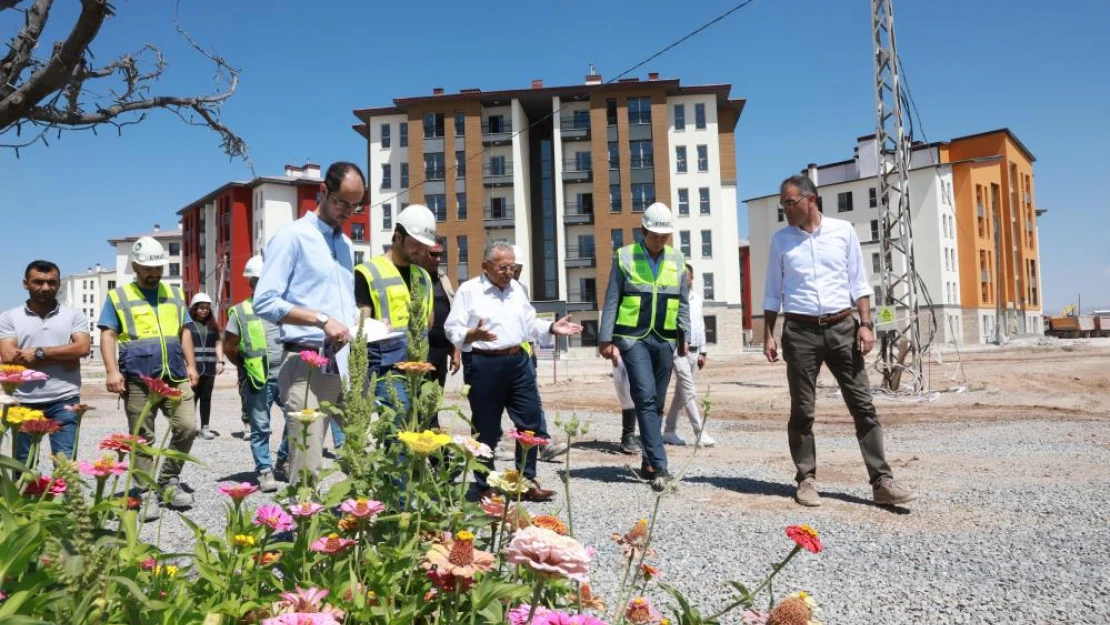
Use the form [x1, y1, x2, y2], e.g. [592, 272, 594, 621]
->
[97, 284, 192, 332]
[0, 303, 89, 403]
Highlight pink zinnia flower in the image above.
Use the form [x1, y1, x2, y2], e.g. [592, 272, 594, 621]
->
[509, 605, 553, 625]
[274, 587, 345, 619]
[0, 365, 49, 394]
[99, 433, 149, 453]
[78, 456, 128, 478]
[64, 403, 94, 418]
[453, 435, 493, 459]
[219, 482, 260, 500]
[23, 475, 66, 498]
[339, 498, 385, 518]
[139, 375, 183, 399]
[785, 524, 823, 554]
[262, 614, 341, 625]
[507, 429, 550, 448]
[19, 418, 62, 436]
[536, 612, 610, 625]
[310, 533, 356, 555]
[298, 350, 329, 368]
[503, 526, 592, 583]
[625, 597, 663, 625]
[288, 501, 325, 518]
[253, 504, 294, 532]
[139, 558, 157, 571]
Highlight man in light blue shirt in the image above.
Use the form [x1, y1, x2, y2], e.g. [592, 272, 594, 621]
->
[254, 161, 362, 487]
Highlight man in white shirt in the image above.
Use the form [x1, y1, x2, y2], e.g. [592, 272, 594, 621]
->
[663, 263, 715, 447]
[762, 174, 917, 508]
[445, 241, 582, 502]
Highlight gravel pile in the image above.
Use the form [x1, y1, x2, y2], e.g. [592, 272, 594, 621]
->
[57, 380, 1110, 625]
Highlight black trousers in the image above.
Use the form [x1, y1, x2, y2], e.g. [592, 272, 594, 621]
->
[193, 375, 216, 428]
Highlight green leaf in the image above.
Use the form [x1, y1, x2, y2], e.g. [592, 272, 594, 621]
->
[109, 575, 153, 608]
[0, 522, 42, 582]
[0, 616, 52, 625]
[0, 590, 34, 616]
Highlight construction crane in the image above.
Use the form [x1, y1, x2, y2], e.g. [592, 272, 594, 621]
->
[871, 0, 925, 392]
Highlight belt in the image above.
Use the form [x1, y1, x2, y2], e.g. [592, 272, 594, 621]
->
[784, 309, 853, 326]
[283, 342, 322, 353]
[470, 345, 522, 357]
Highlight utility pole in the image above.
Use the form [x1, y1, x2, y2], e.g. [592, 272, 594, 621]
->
[872, 0, 925, 392]
[994, 203, 1003, 344]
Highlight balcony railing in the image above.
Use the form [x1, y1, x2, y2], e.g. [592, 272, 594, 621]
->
[484, 204, 514, 227]
[567, 289, 597, 304]
[562, 158, 592, 182]
[481, 122, 513, 144]
[565, 246, 596, 268]
[425, 168, 446, 181]
[629, 155, 654, 169]
[560, 116, 591, 140]
[563, 202, 595, 224]
[483, 162, 514, 186]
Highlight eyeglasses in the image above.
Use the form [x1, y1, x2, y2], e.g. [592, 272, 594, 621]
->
[428, 251, 443, 258]
[777, 196, 808, 211]
[328, 194, 364, 213]
[485, 263, 515, 273]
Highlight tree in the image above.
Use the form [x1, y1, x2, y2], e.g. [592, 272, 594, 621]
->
[0, 0, 247, 160]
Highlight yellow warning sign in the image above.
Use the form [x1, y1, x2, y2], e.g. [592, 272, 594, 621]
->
[875, 306, 896, 328]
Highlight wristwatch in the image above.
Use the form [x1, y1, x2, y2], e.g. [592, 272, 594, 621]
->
[34, 347, 45, 360]
[315, 312, 330, 328]
[860, 321, 875, 330]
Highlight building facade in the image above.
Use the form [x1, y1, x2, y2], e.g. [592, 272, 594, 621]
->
[108, 223, 184, 293]
[354, 74, 747, 352]
[745, 129, 1042, 346]
[59, 265, 117, 348]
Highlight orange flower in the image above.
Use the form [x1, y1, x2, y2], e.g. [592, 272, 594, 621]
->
[394, 361, 436, 374]
[20, 418, 62, 436]
[785, 524, 823, 554]
[640, 564, 660, 580]
[423, 530, 495, 580]
[254, 551, 282, 567]
[612, 519, 655, 558]
[531, 514, 569, 536]
[338, 515, 360, 533]
[139, 375, 183, 399]
[568, 583, 606, 611]
[766, 595, 814, 625]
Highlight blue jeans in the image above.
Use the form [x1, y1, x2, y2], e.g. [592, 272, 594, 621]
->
[329, 414, 346, 449]
[617, 334, 674, 474]
[241, 379, 287, 473]
[15, 395, 80, 465]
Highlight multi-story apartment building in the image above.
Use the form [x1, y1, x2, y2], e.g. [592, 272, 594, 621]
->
[177, 164, 372, 316]
[108, 223, 184, 293]
[59, 264, 117, 348]
[745, 128, 1042, 346]
[353, 74, 747, 351]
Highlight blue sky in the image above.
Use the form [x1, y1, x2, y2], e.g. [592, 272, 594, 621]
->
[2, 0, 1107, 313]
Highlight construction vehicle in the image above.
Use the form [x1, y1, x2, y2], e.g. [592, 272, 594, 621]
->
[1045, 303, 1098, 338]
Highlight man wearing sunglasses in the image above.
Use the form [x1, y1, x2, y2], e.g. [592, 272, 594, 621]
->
[414, 241, 460, 422]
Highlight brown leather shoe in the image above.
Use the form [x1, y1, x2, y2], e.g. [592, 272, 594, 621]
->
[521, 484, 555, 502]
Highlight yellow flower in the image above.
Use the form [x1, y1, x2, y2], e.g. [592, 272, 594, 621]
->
[4, 406, 45, 425]
[397, 430, 451, 456]
[154, 564, 179, 577]
[233, 534, 256, 548]
[487, 470, 534, 496]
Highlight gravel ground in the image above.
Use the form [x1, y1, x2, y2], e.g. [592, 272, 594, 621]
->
[53, 367, 1110, 625]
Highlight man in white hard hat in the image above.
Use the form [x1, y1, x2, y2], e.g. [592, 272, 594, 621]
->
[598, 202, 690, 492]
[223, 256, 287, 492]
[354, 203, 436, 421]
[98, 235, 196, 519]
[255, 162, 362, 488]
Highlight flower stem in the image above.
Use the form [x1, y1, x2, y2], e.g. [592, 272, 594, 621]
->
[705, 545, 803, 621]
[523, 577, 548, 625]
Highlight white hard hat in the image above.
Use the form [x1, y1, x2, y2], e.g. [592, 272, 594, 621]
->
[396, 204, 437, 247]
[190, 293, 212, 307]
[243, 256, 264, 279]
[641, 202, 675, 234]
[510, 245, 523, 266]
[129, 236, 168, 267]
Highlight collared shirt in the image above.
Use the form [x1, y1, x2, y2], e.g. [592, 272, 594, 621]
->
[762, 216, 873, 316]
[0, 303, 89, 403]
[254, 211, 356, 347]
[686, 290, 707, 353]
[224, 301, 286, 380]
[444, 274, 553, 352]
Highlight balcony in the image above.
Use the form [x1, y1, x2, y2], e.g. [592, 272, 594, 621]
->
[562, 158, 593, 183]
[567, 289, 597, 305]
[629, 154, 654, 169]
[481, 122, 513, 145]
[563, 202, 595, 225]
[565, 246, 596, 269]
[425, 168, 446, 182]
[483, 162, 514, 187]
[484, 204, 514, 228]
[560, 116, 591, 141]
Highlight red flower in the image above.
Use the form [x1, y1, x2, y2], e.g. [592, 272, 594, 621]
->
[139, 375, 183, 399]
[640, 564, 660, 580]
[507, 429, 550, 448]
[100, 433, 149, 453]
[23, 475, 67, 498]
[426, 568, 475, 592]
[19, 418, 62, 436]
[785, 524, 823, 554]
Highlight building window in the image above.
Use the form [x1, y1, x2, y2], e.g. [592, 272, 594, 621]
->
[694, 103, 706, 129]
[381, 123, 391, 148]
[872, 253, 881, 275]
[674, 104, 685, 131]
[610, 184, 622, 212]
[486, 114, 506, 134]
[837, 191, 853, 212]
[457, 235, 469, 263]
[436, 236, 448, 265]
[427, 194, 447, 222]
[400, 122, 408, 147]
[107, 280, 116, 289]
[382, 203, 392, 230]
[869, 187, 877, 208]
[696, 145, 708, 172]
[456, 192, 467, 220]
[456, 150, 466, 178]
[354, 251, 365, 265]
[679, 230, 691, 257]
[704, 314, 718, 343]
[608, 142, 620, 169]
[631, 183, 655, 212]
[700, 230, 713, 258]
[611, 228, 624, 250]
[424, 112, 445, 138]
[777, 206, 784, 222]
[381, 164, 392, 189]
[606, 98, 618, 126]
[169, 263, 180, 278]
[675, 146, 687, 173]
[699, 187, 710, 215]
[168, 242, 180, 256]
[455, 111, 465, 136]
[400, 163, 409, 187]
[425, 152, 445, 181]
[677, 188, 689, 216]
[630, 140, 653, 169]
[628, 97, 652, 125]
[574, 151, 592, 172]
[351, 223, 365, 242]
[703, 273, 715, 300]
[870, 219, 880, 241]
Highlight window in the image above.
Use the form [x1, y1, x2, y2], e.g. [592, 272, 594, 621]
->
[870, 219, 880, 241]
[169, 263, 180, 278]
[699, 187, 710, 214]
[777, 206, 784, 222]
[425, 152, 445, 180]
[704, 315, 717, 343]
[674, 104, 686, 131]
[381, 164, 392, 189]
[628, 97, 651, 125]
[610, 184, 622, 212]
[677, 188, 689, 216]
[400, 163, 409, 187]
[631, 183, 655, 212]
[675, 146, 687, 173]
[108, 280, 116, 289]
[577, 234, 596, 258]
[436, 236, 448, 265]
[578, 278, 597, 303]
[700, 230, 713, 258]
[382, 203, 392, 230]
[837, 191, 853, 212]
[351, 223, 365, 242]
[577, 192, 594, 213]
[381, 123, 391, 148]
[455, 111, 465, 136]
[455, 151, 466, 178]
[696, 145, 708, 172]
[703, 273, 715, 300]
[424, 112, 445, 138]
[456, 192, 467, 220]
[399, 122, 408, 147]
[611, 228, 624, 250]
[490, 155, 506, 176]
[354, 251, 365, 265]
[872, 253, 881, 275]
[606, 98, 618, 126]
[489, 197, 509, 219]
[694, 103, 706, 129]
[427, 194, 447, 222]
[574, 151, 592, 172]
[679, 230, 691, 256]
[82, 294, 87, 303]
[457, 235, 469, 263]
[608, 142, 620, 169]
[630, 140, 653, 169]
[168, 242, 180, 256]
[487, 114, 506, 134]
[869, 187, 877, 208]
